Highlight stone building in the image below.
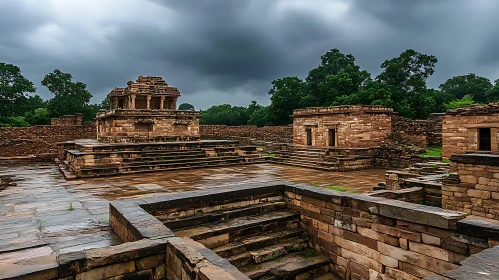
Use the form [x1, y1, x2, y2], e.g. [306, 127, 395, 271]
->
[442, 103, 499, 158]
[96, 76, 200, 142]
[292, 105, 394, 148]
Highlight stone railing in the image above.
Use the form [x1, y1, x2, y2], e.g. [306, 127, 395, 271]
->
[96, 109, 200, 119]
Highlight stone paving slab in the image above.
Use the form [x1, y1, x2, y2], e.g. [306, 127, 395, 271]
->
[0, 163, 385, 265]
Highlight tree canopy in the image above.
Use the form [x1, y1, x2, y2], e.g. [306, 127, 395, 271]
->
[178, 103, 195, 110]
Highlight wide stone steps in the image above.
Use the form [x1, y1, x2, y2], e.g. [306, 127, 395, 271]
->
[237, 249, 330, 280]
[173, 210, 300, 242]
[166, 204, 333, 280]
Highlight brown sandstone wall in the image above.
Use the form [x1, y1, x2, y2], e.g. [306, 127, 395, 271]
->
[200, 125, 293, 145]
[443, 154, 499, 220]
[293, 108, 393, 148]
[0, 115, 96, 157]
[390, 113, 443, 148]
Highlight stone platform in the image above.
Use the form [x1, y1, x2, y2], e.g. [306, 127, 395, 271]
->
[57, 139, 264, 179]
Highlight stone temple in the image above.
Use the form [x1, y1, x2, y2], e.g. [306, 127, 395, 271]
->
[97, 76, 200, 143]
[1, 79, 499, 280]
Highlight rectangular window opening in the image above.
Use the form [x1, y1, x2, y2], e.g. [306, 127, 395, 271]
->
[479, 128, 491, 151]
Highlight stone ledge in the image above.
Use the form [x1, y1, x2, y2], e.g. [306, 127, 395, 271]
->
[424, 246, 499, 280]
[457, 216, 499, 241]
[451, 153, 499, 166]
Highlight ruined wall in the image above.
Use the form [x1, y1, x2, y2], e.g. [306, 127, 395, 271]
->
[0, 114, 96, 157]
[293, 106, 394, 148]
[443, 154, 499, 220]
[285, 186, 495, 280]
[200, 125, 293, 145]
[442, 104, 499, 158]
[391, 113, 443, 148]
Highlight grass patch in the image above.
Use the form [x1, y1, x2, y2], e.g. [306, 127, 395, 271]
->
[327, 186, 346, 192]
[442, 159, 451, 163]
[261, 154, 276, 158]
[419, 147, 442, 158]
[270, 252, 281, 260]
[301, 248, 320, 258]
[68, 202, 75, 211]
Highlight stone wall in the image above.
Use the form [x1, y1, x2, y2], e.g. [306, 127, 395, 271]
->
[200, 125, 293, 145]
[292, 106, 394, 148]
[50, 114, 83, 126]
[0, 114, 96, 158]
[391, 113, 443, 148]
[97, 109, 200, 143]
[442, 103, 499, 158]
[443, 154, 499, 220]
[284, 184, 496, 280]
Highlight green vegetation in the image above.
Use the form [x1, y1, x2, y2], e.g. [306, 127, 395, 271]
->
[0, 64, 108, 126]
[442, 159, 451, 163]
[302, 248, 320, 258]
[303, 232, 311, 241]
[68, 202, 75, 211]
[261, 154, 276, 158]
[327, 186, 346, 192]
[419, 147, 442, 158]
[269, 252, 281, 260]
[178, 103, 195, 111]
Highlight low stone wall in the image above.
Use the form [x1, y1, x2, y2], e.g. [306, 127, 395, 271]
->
[390, 113, 443, 148]
[117, 183, 497, 280]
[200, 125, 293, 146]
[443, 154, 499, 220]
[0, 114, 96, 158]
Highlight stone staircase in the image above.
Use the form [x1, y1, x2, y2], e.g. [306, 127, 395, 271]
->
[272, 147, 338, 171]
[59, 140, 266, 179]
[158, 201, 337, 280]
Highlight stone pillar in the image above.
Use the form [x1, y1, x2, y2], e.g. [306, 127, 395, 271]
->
[172, 100, 177, 109]
[147, 95, 151, 109]
[131, 94, 136, 109]
[160, 96, 165, 110]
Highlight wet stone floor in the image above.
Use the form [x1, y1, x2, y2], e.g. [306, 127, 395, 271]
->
[0, 163, 385, 272]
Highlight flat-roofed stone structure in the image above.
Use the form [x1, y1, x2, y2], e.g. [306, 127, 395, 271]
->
[442, 103, 499, 158]
[292, 105, 395, 148]
[96, 76, 200, 143]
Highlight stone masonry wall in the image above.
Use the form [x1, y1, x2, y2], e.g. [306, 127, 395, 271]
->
[0, 114, 96, 157]
[443, 154, 499, 220]
[293, 106, 394, 148]
[200, 125, 293, 145]
[285, 186, 496, 280]
[391, 113, 443, 148]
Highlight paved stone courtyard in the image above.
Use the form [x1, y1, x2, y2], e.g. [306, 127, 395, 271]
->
[0, 163, 385, 271]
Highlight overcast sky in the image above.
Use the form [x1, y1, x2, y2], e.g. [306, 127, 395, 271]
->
[1, 0, 498, 109]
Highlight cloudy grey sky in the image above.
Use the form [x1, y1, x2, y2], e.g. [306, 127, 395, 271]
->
[1, 0, 498, 109]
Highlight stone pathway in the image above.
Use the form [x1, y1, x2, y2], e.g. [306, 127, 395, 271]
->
[0, 163, 385, 267]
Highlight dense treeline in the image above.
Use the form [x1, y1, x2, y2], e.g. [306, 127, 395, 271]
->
[0, 63, 107, 126]
[200, 49, 499, 126]
[2, 48, 498, 127]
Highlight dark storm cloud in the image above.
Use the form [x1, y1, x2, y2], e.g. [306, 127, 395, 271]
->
[0, 0, 498, 109]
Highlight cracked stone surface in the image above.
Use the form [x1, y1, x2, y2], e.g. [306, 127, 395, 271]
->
[0, 162, 384, 269]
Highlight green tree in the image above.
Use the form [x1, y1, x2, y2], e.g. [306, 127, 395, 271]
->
[439, 74, 492, 103]
[248, 106, 271, 127]
[0, 63, 36, 117]
[443, 94, 478, 110]
[306, 49, 370, 106]
[485, 79, 499, 102]
[25, 108, 50, 125]
[376, 49, 438, 118]
[268, 77, 305, 125]
[0, 116, 30, 127]
[42, 69, 93, 120]
[178, 103, 195, 110]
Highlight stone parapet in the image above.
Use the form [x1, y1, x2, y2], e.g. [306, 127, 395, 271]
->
[292, 105, 395, 117]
